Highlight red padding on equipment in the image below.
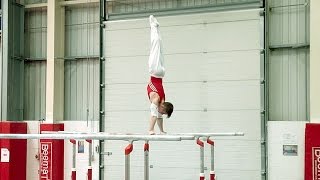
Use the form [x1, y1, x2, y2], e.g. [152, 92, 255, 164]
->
[86, 139, 92, 143]
[200, 175, 205, 180]
[196, 139, 204, 147]
[305, 123, 320, 180]
[125, 144, 133, 155]
[207, 139, 214, 146]
[70, 139, 76, 144]
[71, 170, 76, 180]
[210, 173, 215, 180]
[87, 168, 92, 180]
[144, 143, 149, 151]
[40, 123, 64, 180]
[0, 122, 27, 180]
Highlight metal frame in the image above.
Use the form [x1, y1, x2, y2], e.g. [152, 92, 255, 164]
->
[39, 131, 242, 139]
[0, 130, 244, 141]
[0, 133, 188, 141]
[269, 44, 310, 50]
[173, 132, 244, 137]
[197, 138, 205, 180]
[0, 131, 243, 180]
[144, 141, 149, 180]
[99, 0, 106, 179]
[305, 0, 310, 122]
[70, 139, 77, 180]
[24, 0, 100, 10]
[207, 138, 215, 180]
[60, 0, 99, 7]
[260, 3, 267, 180]
[25, 3, 47, 10]
[107, 0, 262, 20]
[86, 139, 93, 180]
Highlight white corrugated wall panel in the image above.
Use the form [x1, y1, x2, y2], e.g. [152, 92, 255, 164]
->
[268, 0, 309, 121]
[106, 50, 260, 84]
[24, 8, 47, 120]
[25, 9, 47, 59]
[64, 59, 100, 121]
[104, 9, 263, 180]
[24, 61, 46, 120]
[64, 4, 100, 121]
[65, 5, 99, 57]
[105, 10, 261, 57]
[269, 49, 308, 121]
[269, 0, 309, 45]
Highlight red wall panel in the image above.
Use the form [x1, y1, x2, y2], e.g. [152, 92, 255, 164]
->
[305, 123, 320, 180]
[0, 122, 27, 180]
[40, 123, 64, 180]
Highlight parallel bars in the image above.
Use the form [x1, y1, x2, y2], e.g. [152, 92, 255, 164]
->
[0, 132, 244, 180]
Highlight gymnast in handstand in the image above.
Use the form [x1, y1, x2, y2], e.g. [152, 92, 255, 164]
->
[146, 15, 174, 135]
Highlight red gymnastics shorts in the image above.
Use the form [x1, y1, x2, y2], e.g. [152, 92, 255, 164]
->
[147, 76, 165, 101]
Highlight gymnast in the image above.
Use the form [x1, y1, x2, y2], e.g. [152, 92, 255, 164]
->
[146, 15, 174, 135]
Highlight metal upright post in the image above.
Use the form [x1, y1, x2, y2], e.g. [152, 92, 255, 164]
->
[207, 138, 215, 180]
[144, 141, 149, 180]
[70, 139, 77, 180]
[99, 0, 106, 179]
[86, 139, 93, 180]
[125, 142, 134, 180]
[196, 138, 205, 180]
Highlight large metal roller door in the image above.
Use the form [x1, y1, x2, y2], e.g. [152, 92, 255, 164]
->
[103, 9, 264, 180]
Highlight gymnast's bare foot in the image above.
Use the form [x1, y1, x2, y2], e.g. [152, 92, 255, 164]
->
[149, 130, 156, 135]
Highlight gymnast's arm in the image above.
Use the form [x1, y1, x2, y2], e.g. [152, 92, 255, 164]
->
[149, 92, 161, 117]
